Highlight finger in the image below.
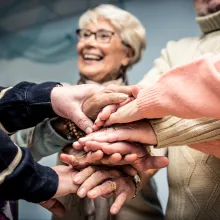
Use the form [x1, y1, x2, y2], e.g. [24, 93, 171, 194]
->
[84, 141, 105, 152]
[120, 165, 137, 176]
[71, 108, 93, 134]
[40, 199, 66, 217]
[102, 192, 113, 198]
[118, 97, 134, 107]
[97, 93, 129, 109]
[60, 154, 76, 166]
[78, 134, 95, 145]
[85, 141, 144, 156]
[123, 154, 138, 163]
[99, 104, 118, 121]
[104, 100, 140, 126]
[78, 171, 120, 198]
[87, 180, 118, 199]
[101, 153, 122, 165]
[93, 105, 118, 131]
[101, 154, 137, 166]
[139, 156, 169, 171]
[73, 150, 104, 168]
[73, 166, 96, 184]
[110, 192, 127, 215]
[60, 151, 103, 169]
[105, 84, 135, 96]
[85, 150, 104, 163]
[79, 130, 124, 145]
[72, 141, 84, 150]
[92, 120, 104, 131]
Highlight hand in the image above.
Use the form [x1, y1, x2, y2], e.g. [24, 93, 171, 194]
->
[93, 97, 134, 131]
[93, 85, 141, 127]
[82, 84, 134, 120]
[60, 146, 137, 176]
[51, 84, 103, 134]
[72, 166, 135, 215]
[75, 120, 157, 148]
[75, 141, 169, 172]
[40, 199, 65, 217]
[40, 165, 78, 217]
[61, 144, 104, 169]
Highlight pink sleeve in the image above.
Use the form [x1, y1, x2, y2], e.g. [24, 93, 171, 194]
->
[136, 55, 220, 119]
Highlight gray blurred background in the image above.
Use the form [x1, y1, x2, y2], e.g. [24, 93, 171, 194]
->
[0, 0, 200, 219]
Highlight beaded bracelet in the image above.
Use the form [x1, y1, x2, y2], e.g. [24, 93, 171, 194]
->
[63, 119, 85, 140]
[132, 174, 141, 199]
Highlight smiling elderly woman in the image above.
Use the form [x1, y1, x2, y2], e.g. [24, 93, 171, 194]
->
[11, 4, 164, 220]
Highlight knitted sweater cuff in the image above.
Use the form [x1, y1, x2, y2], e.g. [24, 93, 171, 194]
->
[136, 84, 166, 118]
[149, 116, 220, 148]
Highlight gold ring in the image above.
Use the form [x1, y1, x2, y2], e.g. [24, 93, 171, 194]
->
[111, 181, 117, 191]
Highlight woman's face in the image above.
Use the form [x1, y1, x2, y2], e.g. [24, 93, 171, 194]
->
[77, 19, 131, 82]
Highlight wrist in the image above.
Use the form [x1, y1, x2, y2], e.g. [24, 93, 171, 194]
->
[139, 169, 157, 189]
[51, 118, 85, 140]
[51, 117, 69, 139]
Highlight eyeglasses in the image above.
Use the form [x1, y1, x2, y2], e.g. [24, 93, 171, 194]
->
[76, 29, 116, 43]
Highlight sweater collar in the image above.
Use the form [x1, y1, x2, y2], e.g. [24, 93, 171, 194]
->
[77, 75, 126, 86]
[196, 10, 220, 34]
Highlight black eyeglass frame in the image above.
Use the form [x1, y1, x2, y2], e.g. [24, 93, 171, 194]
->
[76, 28, 131, 48]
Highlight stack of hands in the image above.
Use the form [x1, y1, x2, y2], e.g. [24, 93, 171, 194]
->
[43, 84, 169, 217]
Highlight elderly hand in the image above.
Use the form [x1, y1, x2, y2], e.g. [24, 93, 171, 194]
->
[82, 84, 134, 120]
[74, 141, 168, 172]
[93, 85, 141, 128]
[61, 144, 104, 169]
[72, 166, 136, 215]
[60, 145, 137, 176]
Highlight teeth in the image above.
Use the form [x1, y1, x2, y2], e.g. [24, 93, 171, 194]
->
[83, 54, 102, 60]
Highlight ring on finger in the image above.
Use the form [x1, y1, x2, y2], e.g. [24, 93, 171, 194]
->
[110, 181, 117, 192]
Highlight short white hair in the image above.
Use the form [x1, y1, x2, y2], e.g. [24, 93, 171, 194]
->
[79, 4, 146, 68]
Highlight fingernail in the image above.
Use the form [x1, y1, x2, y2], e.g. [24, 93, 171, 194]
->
[111, 207, 118, 214]
[78, 188, 86, 197]
[88, 191, 96, 198]
[119, 94, 129, 101]
[73, 176, 80, 183]
[86, 127, 93, 134]
[79, 137, 87, 143]
[84, 147, 88, 152]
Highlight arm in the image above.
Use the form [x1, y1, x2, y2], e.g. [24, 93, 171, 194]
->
[12, 118, 75, 162]
[149, 116, 220, 157]
[0, 82, 58, 133]
[0, 128, 58, 202]
[136, 55, 220, 119]
[11, 84, 132, 161]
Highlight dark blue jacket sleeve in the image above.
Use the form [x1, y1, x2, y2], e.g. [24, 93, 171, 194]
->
[0, 129, 58, 202]
[0, 81, 61, 202]
[0, 81, 58, 132]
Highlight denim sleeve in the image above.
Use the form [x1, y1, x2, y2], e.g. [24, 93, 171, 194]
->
[0, 81, 58, 132]
[0, 129, 58, 202]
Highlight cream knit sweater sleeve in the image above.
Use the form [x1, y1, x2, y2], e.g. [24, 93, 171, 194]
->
[150, 116, 220, 147]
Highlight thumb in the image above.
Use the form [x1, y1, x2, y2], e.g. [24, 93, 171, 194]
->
[70, 108, 93, 134]
[142, 156, 169, 170]
[40, 199, 66, 217]
[98, 93, 129, 108]
[104, 101, 139, 126]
